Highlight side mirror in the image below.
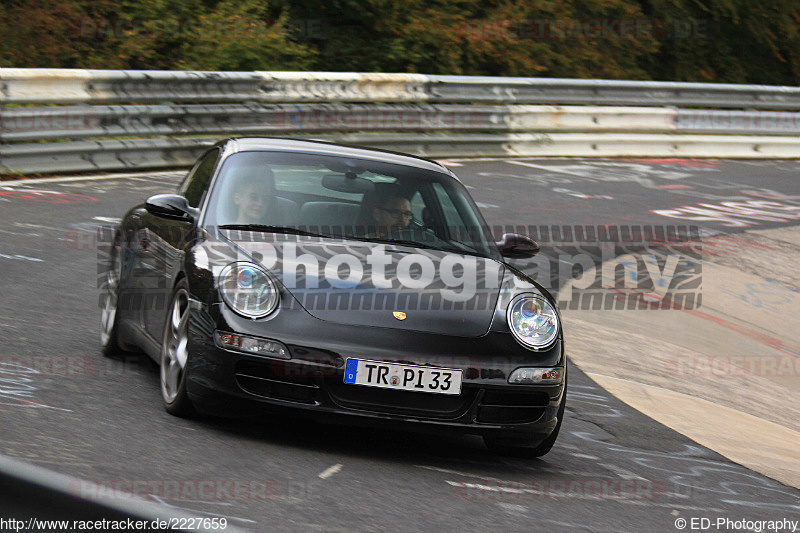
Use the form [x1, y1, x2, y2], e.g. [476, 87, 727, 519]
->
[145, 194, 198, 223]
[496, 233, 540, 259]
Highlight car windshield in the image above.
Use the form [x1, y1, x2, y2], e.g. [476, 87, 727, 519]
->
[204, 150, 498, 258]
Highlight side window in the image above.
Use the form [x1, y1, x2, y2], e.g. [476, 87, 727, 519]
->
[410, 190, 426, 221]
[180, 149, 220, 208]
[431, 182, 462, 227]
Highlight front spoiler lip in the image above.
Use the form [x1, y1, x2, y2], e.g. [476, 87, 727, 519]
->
[187, 381, 562, 438]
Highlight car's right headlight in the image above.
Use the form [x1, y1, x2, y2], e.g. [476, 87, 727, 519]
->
[507, 294, 559, 350]
[218, 262, 280, 319]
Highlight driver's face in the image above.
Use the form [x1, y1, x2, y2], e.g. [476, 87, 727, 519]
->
[373, 197, 412, 233]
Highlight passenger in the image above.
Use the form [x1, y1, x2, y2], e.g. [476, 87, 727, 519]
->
[233, 174, 272, 225]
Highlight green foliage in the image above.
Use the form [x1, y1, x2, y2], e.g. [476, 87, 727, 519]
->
[639, 0, 800, 84]
[0, 0, 797, 85]
[176, 1, 315, 70]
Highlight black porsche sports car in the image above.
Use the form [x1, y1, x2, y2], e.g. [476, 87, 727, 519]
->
[100, 138, 566, 457]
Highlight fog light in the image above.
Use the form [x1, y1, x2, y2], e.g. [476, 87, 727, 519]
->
[508, 367, 563, 385]
[215, 331, 289, 359]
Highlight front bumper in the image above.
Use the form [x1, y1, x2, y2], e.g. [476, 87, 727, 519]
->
[185, 302, 566, 440]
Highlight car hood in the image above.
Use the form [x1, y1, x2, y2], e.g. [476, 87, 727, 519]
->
[215, 231, 505, 337]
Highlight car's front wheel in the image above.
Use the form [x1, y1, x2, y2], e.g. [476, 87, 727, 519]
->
[160, 278, 196, 417]
[484, 374, 567, 458]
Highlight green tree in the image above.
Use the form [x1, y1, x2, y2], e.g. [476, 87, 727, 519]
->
[640, 0, 800, 84]
[278, 0, 658, 78]
[177, 1, 315, 70]
[0, 0, 117, 68]
[0, 0, 797, 85]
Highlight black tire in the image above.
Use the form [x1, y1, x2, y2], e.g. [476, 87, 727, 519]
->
[484, 372, 567, 458]
[100, 236, 125, 357]
[160, 278, 196, 417]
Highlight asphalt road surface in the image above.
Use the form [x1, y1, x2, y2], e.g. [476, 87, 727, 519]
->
[1, 158, 799, 532]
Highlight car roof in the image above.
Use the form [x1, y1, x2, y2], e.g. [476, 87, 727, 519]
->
[218, 137, 458, 179]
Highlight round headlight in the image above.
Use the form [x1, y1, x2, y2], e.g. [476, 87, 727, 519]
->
[507, 295, 559, 349]
[218, 262, 279, 319]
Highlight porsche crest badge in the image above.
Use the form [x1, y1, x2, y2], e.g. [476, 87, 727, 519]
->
[393, 312, 407, 321]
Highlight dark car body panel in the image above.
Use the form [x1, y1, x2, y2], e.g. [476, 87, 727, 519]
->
[110, 137, 566, 443]
[216, 231, 506, 337]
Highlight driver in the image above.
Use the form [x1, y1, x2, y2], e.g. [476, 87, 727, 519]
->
[367, 192, 413, 238]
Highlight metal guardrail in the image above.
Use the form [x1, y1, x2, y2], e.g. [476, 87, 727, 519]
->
[3, 70, 800, 108]
[1, 69, 800, 174]
[4, 132, 799, 175]
[0, 70, 429, 105]
[3, 104, 800, 143]
[427, 76, 800, 109]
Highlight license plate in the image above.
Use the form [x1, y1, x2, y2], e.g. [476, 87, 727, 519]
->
[343, 358, 462, 395]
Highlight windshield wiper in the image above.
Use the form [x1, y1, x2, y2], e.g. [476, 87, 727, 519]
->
[354, 237, 444, 251]
[218, 225, 491, 257]
[442, 235, 483, 255]
[217, 224, 335, 239]
[351, 235, 487, 257]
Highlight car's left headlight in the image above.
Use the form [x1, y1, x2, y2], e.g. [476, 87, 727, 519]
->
[507, 295, 559, 350]
[218, 262, 280, 319]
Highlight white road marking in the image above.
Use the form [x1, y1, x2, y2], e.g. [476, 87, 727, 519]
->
[419, 464, 603, 480]
[415, 465, 506, 482]
[0, 362, 72, 412]
[446, 480, 527, 495]
[598, 463, 648, 481]
[496, 502, 528, 515]
[447, 479, 628, 500]
[14, 222, 65, 232]
[536, 519, 599, 531]
[0, 253, 44, 263]
[571, 453, 600, 460]
[507, 160, 590, 177]
[441, 156, 582, 163]
[0, 228, 39, 237]
[622, 501, 725, 511]
[0, 171, 183, 187]
[318, 463, 343, 479]
[147, 495, 257, 524]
